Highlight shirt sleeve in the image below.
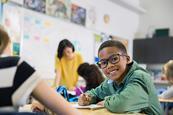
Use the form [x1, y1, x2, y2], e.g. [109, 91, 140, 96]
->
[159, 86, 173, 98]
[55, 56, 61, 72]
[87, 78, 149, 113]
[76, 52, 83, 64]
[12, 59, 41, 107]
[86, 80, 111, 104]
[104, 79, 149, 113]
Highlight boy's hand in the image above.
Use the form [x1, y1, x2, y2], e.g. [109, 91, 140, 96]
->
[31, 101, 44, 112]
[78, 93, 92, 106]
[97, 101, 105, 106]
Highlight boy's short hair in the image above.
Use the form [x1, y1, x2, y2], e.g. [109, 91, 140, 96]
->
[98, 40, 127, 55]
[163, 60, 173, 79]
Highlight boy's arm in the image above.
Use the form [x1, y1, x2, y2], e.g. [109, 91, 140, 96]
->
[86, 80, 110, 104]
[78, 74, 107, 106]
[104, 79, 149, 113]
[32, 80, 81, 115]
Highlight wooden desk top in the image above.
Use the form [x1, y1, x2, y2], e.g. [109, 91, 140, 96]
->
[154, 80, 170, 85]
[20, 104, 145, 115]
[159, 97, 173, 103]
[77, 108, 145, 115]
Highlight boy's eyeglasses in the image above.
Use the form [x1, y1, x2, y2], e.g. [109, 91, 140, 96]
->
[97, 54, 127, 69]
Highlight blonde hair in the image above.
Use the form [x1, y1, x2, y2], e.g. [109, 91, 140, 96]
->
[162, 60, 173, 80]
[0, 25, 10, 55]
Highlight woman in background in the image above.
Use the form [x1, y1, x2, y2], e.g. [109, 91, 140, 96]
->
[54, 39, 83, 90]
[75, 62, 105, 96]
[0, 25, 80, 115]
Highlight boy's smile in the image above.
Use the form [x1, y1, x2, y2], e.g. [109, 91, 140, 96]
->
[98, 46, 130, 83]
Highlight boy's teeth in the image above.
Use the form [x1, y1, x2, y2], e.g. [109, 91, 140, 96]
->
[110, 70, 115, 74]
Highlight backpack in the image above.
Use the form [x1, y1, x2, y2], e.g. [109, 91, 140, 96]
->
[56, 86, 79, 102]
[56, 86, 69, 101]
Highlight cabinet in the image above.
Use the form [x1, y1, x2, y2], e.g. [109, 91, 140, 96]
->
[133, 37, 173, 64]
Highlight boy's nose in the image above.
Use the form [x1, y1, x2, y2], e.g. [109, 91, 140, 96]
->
[107, 61, 114, 69]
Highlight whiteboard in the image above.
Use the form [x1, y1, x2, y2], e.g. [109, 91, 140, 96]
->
[21, 8, 95, 79]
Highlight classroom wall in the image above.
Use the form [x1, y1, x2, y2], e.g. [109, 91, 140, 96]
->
[2, 0, 141, 79]
[73, 0, 140, 40]
[72, 0, 142, 58]
[136, 0, 173, 38]
[0, 3, 2, 23]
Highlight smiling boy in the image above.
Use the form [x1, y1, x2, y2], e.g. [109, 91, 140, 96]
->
[78, 40, 162, 114]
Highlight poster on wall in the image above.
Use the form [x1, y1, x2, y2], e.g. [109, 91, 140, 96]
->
[86, 6, 96, 29]
[2, 4, 22, 56]
[71, 4, 86, 26]
[22, 8, 57, 79]
[46, 0, 71, 20]
[2, 4, 22, 42]
[94, 33, 110, 62]
[72, 40, 81, 52]
[13, 42, 20, 56]
[24, 0, 46, 13]
[9, 0, 23, 5]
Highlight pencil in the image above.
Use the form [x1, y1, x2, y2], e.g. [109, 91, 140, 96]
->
[78, 87, 84, 94]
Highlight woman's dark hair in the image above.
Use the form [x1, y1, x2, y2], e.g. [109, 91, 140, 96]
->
[77, 62, 105, 91]
[0, 25, 10, 55]
[57, 39, 75, 59]
[98, 40, 127, 55]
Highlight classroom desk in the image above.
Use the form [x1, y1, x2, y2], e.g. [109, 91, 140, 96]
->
[154, 80, 171, 89]
[159, 97, 173, 103]
[159, 97, 173, 114]
[20, 104, 145, 115]
[71, 102, 146, 115]
[77, 108, 145, 115]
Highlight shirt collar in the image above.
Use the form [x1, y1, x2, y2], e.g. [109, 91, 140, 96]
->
[0, 54, 9, 57]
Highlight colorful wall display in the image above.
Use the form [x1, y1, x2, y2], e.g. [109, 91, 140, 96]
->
[20, 6, 94, 79]
[24, 0, 46, 13]
[94, 33, 110, 62]
[2, 4, 22, 56]
[71, 4, 86, 26]
[46, 0, 71, 20]
[12, 42, 20, 56]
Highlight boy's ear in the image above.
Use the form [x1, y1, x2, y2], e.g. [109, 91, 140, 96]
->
[126, 55, 131, 64]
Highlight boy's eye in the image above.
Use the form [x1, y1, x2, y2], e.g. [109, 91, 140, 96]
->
[110, 56, 119, 63]
[100, 60, 107, 65]
[97, 60, 108, 68]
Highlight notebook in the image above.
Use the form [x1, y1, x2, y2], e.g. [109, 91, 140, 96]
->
[72, 103, 104, 110]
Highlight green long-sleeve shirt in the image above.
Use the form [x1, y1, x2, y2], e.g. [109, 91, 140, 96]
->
[86, 61, 163, 115]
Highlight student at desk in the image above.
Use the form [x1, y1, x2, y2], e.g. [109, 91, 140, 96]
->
[0, 25, 80, 115]
[159, 60, 173, 114]
[159, 60, 173, 98]
[75, 62, 105, 96]
[78, 40, 162, 114]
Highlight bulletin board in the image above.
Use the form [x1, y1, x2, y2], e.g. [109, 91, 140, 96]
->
[3, 3, 95, 79]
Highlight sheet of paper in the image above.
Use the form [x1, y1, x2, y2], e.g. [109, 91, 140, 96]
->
[72, 103, 104, 110]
